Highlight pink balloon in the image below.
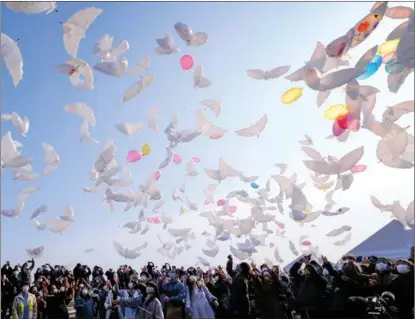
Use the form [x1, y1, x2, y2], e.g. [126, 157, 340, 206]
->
[217, 199, 226, 206]
[173, 154, 182, 164]
[210, 134, 225, 140]
[126, 150, 142, 163]
[346, 114, 361, 132]
[269, 243, 275, 248]
[302, 240, 312, 246]
[192, 157, 200, 163]
[180, 55, 194, 70]
[228, 206, 237, 213]
[332, 120, 345, 137]
[275, 221, 285, 229]
[204, 200, 209, 205]
[351, 164, 367, 173]
[154, 171, 161, 181]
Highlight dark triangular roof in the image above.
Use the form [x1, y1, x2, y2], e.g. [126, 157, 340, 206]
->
[347, 220, 414, 259]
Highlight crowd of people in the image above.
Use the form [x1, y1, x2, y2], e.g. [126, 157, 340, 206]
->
[1, 247, 414, 319]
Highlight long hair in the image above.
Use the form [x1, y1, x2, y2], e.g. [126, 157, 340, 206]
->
[143, 281, 160, 306]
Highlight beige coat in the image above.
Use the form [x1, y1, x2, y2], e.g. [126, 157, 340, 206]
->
[12, 293, 38, 319]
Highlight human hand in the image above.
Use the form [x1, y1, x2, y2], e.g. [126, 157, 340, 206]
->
[213, 300, 219, 308]
[321, 255, 328, 263]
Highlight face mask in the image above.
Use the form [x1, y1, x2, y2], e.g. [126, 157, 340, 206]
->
[396, 264, 410, 274]
[322, 269, 329, 276]
[53, 289, 58, 294]
[104, 286, 109, 292]
[55, 268, 59, 271]
[261, 268, 268, 272]
[22, 286, 29, 293]
[169, 273, 175, 280]
[60, 287, 65, 292]
[140, 276, 147, 282]
[82, 289, 88, 295]
[214, 276, 220, 282]
[128, 283, 134, 289]
[376, 263, 388, 272]
[13, 271, 18, 275]
[146, 287, 155, 294]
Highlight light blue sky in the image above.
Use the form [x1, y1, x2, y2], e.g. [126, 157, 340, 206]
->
[1, 1, 414, 270]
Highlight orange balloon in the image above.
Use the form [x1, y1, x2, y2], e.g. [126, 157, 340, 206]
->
[357, 21, 370, 32]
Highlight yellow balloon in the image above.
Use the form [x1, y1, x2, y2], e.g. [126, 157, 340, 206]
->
[281, 87, 303, 104]
[305, 207, 312, 214]
[141, 144, 151, 156]
[377, 39, 400, 56]
[324, 104, 348, 120]
[319, 184, 330, 191]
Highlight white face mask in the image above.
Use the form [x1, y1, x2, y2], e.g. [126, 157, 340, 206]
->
[146, 287, 155, 294]
[396, 264, 410, 274]
[214, 276, 220, 282]
[22, 286, 29, 293]
[140, 276, 147, 282]
[82, 289, 88, 295]
[376, 263, 388, 272]
[128, 283, 134, 289]
[336, 263, 344, 272]
[60, 287, 65, 292]
[322, 269, 330, 276]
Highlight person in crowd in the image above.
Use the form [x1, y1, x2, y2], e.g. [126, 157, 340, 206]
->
[105, 268, 115, 285]
[2, 274, 14, 318]
[389, 259, 414, 319]
[81, 265, 92, 284]
[73, 264, 83, 283]
[160, 271, 185, 319]
[2, 262, 13, 279]
[230, 262, 251, 319]
[185, 275, 218, 319]
[211, 269, 230, 319]
[290, 256, 327, 319]
[97, 283, 110, 319]
[11, 284, 38, 319]
[45, 284, 71, 319]
[29, 286, 46, 319]
[253, 265, 286, 319]
[20, 259, 35, 286]
[74, 286, 96, 319]
[371, 257, 397, 294]
[119, 281, 140, 319]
